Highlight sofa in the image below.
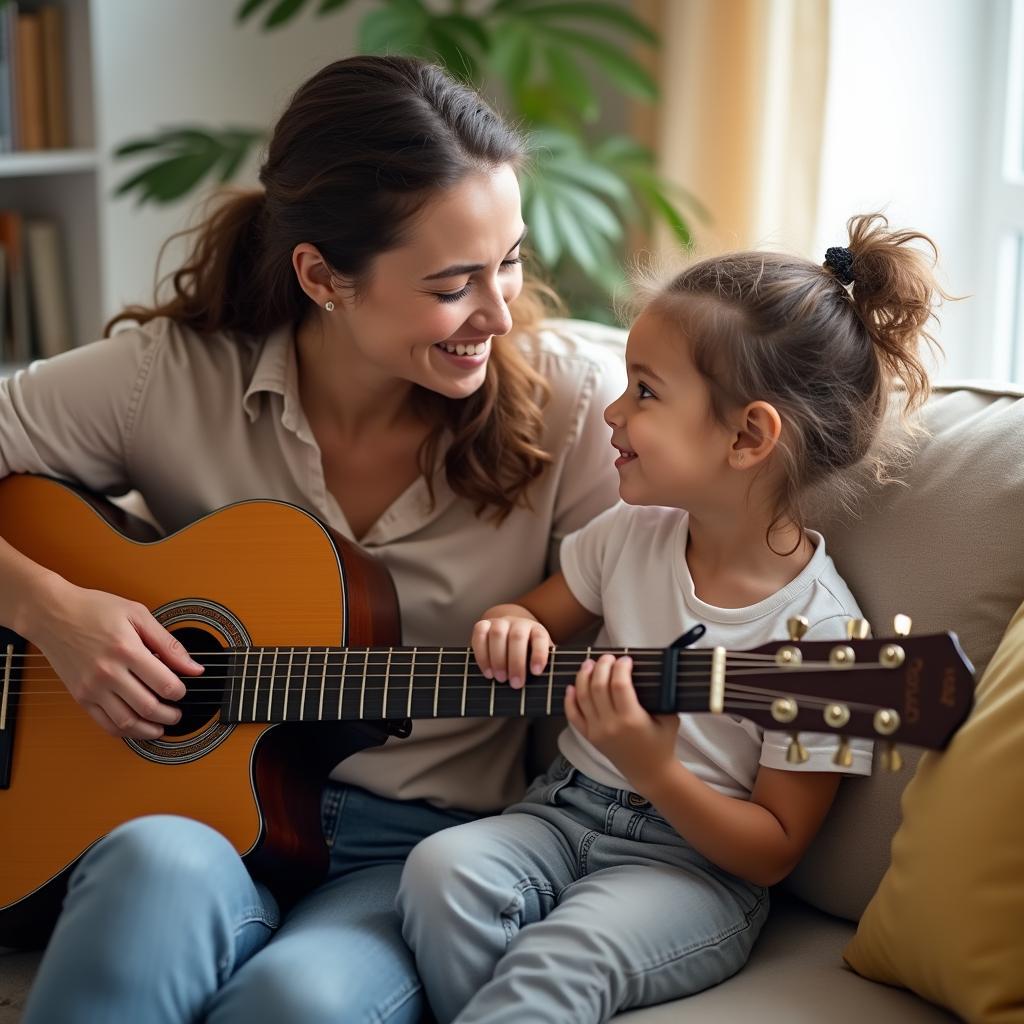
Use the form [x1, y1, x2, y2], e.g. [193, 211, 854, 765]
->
[2, 361, 1022, 1022]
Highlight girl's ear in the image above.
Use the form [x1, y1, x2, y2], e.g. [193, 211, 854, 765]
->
[729, 401, 782, 469]
[292, 243, 349, 309]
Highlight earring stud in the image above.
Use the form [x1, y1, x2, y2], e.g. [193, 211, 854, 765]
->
[324, 300, 335, 312]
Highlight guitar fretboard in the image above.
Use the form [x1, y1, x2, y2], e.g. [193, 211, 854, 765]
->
[219, 646, 715, 723]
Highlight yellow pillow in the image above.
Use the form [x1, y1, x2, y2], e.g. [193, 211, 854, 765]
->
[844, 600, 1024, 1022]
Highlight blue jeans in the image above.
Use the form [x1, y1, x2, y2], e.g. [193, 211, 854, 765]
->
[398, 755, 770, 1024]
[23, 784, 477, 1024]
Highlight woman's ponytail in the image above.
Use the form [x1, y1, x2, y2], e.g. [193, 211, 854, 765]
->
[105, 189, 306, 337]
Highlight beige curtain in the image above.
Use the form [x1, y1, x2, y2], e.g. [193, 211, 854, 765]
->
[636, 0, 830, 258]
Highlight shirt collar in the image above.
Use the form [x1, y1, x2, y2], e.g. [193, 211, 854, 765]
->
[242, 325, 309, 439]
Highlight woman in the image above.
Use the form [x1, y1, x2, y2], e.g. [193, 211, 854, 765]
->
[0, 56, 622, 1023]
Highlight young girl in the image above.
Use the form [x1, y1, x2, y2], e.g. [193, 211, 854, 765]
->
[396, 213, 945, 1023]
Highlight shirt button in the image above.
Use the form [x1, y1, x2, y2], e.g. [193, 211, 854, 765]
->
[627, 793, 649, 808]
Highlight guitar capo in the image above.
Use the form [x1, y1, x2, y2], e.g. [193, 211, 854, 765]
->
[659, 624, 707, 713]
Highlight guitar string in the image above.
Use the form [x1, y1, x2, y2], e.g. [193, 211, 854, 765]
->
[3, 663, 900, 699]
[1, 686, 893, 720]
[2, 647, 858, 663]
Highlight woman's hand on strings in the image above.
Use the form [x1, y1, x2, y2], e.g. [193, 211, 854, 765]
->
[27, 575, 204, 739]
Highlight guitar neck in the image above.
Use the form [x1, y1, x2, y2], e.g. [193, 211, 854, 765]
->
[221, 646, 714, 723]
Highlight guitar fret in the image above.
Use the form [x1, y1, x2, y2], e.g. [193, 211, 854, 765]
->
[547, 648, 555, 716]
[263, 648, 275, 722]
[403, 651, 411, 716]
[433, 652, 441, 717]
[236, 647, 247, 722]
[1, 643, 12, 731]
[461, 649, 469, 717]
[338, 650, 348, 720]
[237, 647, 251, 720]
[279, 648, 289, 721]
[489, 676, 495, 717]
[383, 648, 392, 718]
[520, 675, 526, 717]
[317, 648, 328, 721]
[253, 651, 266, 724]
[249, 647, 262, 720]
[297, 647, 310, 720]
[359, 651, 367, 719]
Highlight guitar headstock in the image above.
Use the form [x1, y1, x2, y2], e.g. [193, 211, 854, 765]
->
[706, 616, 974, 768]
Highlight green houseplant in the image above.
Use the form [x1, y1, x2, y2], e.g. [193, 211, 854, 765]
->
[114, 0, 703, 316]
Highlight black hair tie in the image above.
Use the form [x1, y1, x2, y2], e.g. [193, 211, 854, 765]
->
[824, 246, 855, 285]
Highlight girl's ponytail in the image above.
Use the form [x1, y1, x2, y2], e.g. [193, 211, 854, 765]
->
[829, 213, 948, 414]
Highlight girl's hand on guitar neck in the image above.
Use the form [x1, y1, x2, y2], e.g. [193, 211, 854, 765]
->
[472, 605, 552, 690]
[25, 574, 204, 739]
[471, 577, 599, 690]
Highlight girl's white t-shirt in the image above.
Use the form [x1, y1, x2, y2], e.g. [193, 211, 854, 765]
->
[558, 502, 873, 798]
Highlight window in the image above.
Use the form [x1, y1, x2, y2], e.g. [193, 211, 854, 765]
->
[979, 0, 1024, 382]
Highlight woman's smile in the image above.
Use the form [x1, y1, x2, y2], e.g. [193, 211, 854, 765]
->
[433, 336, 491, 370]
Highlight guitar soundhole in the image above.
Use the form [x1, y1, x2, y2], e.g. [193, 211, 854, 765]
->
[165, 626, 229, 738]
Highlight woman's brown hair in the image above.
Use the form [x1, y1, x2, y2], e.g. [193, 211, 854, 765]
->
[643, 212, 949, 551]
[107, 55, 557, 521]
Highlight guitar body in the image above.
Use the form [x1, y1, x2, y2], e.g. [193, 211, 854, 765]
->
[0, 474, 400, 947]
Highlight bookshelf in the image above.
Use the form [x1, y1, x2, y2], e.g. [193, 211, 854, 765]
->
[0, 0, 102, 374]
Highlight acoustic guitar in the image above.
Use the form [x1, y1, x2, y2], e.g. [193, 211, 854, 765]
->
[0, 474, 974, 947]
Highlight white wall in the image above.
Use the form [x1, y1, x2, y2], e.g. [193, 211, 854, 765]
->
[814, 0, 992, 380]
[92, 0, 367, 316]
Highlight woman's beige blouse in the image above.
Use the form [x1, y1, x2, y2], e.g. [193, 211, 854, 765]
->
[0, 317, 626, 811]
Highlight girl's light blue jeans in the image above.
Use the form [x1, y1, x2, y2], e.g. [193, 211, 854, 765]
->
[22, 783, 477, 1024]
[397, 755, 770, 1024]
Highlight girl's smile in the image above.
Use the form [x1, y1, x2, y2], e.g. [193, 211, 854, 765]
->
[612, 441, 638, 469]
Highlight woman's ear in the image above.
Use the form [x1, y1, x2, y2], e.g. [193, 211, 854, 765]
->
[292, 243, 346, 309]
[729, 401, 782, 470]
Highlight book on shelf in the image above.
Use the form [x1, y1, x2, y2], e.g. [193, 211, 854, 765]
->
[14, 10, 43, 152]
[25, 217, 71, 357]
[0, 3, 67, 154]
[0, 6, 15, 154]
[40, 5, 66, 148]
[0, 209, 31, 362]
[0, 210, 72, 362]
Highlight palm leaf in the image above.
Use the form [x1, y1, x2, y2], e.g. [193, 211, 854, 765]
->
[512, 2, 657, 45]
[113, 127, 265, 206]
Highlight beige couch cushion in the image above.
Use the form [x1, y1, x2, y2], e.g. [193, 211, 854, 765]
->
[614, 896, 956, 1024]
[786, 383, 1024, 921]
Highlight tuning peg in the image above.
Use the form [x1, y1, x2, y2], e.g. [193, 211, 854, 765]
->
[829, 644, 856, 666]
[846, 618, 871, 640]
[880, 742, 903, 772]
[787, 616, 809, 642]
[771, 697, 798, 724]
[893, 614, 912, 638]
[832, 736, 854, 767]
[879, 644, 906, 668]
[873, 708, 901, 736]
[786, 733, 809, 764]
[823, 703, 850, 729]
